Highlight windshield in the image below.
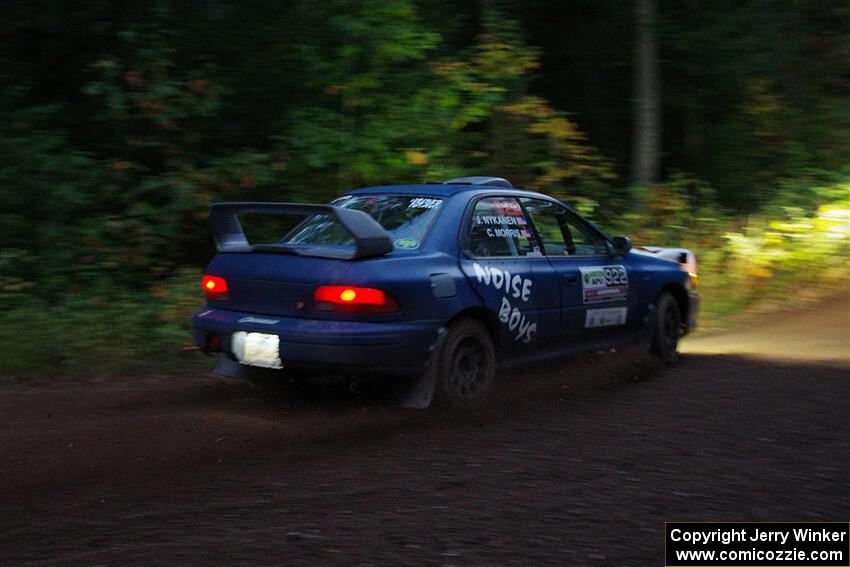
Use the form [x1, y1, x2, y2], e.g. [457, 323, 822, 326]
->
[281, 195, 443, 251]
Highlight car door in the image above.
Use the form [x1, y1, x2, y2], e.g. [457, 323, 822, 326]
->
[458, 196, 560, 355]
[519, 197, 636, 345]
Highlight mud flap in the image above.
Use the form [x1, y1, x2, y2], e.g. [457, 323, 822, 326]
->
[395, 327, 447, 409]
[213, 354, 249, 380]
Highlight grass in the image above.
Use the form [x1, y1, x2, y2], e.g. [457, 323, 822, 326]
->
[0, 271, 209, 380]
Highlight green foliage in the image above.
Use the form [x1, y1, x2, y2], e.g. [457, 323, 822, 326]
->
[612, 174, 723, 244]
[0, 2, 848, 377]
[659, 1, 850, 209]
[712, 189, 850, 317]
[0, 97, 102, 297]
[0, 268, 206, 378]
[280, 0, 441, 189]
[611, 175, 850, 329]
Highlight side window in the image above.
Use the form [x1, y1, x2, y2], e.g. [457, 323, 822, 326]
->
[520, 198, 608, 256]
[467, 197, 540, 257]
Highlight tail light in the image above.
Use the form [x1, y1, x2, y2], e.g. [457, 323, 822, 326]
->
[202, 274, 229, 301]
[313, 285, 399, 314]
[205, 334, 222, 352]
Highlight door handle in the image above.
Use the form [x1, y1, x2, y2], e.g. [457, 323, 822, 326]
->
[562, 274, 578, 285]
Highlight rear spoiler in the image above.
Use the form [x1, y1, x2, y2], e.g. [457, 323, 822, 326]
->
[209, 202, 394, 260]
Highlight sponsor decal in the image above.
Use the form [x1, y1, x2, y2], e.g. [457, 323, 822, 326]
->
[498, 297, 536, 344]
[407, 197, 441, 209]
[474, 214, 527, 226]
[238, 316, 280, 325]
[474, 213, 531, 239]
[484, 227, 525, 238]
[492, 199, 524, 217]
[394, 237, 420, 249]
[579, 265, 628, 304]
[584, 307, 628, 328]
[472, 263, 533, 301]
[472, 262, 537, 343]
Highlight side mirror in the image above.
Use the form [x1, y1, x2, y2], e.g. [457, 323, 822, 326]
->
[612, 236, 632, 256]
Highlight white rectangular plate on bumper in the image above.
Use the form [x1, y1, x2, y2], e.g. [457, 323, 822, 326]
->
[231, 331, 283, 369]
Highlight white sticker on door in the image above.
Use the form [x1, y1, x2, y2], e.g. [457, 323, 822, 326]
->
[579, 265, 628, 304]
[585, 307, 628, 328]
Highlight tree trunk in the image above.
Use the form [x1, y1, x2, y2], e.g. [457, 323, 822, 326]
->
[632, 0, 661, 187]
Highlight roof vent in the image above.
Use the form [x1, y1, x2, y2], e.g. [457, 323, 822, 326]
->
[444, 176, 513, 189]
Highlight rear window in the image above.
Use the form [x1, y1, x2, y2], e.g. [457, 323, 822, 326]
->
[281, 195, 443, 251]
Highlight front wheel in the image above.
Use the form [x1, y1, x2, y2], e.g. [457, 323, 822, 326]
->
[434, 319, 496, 409]
[651, 292, 681, 364]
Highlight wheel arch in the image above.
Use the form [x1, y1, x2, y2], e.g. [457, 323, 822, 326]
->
[445, 307, 501, 351]
[657, 282, 689, 332]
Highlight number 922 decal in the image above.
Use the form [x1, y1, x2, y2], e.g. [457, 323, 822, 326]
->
[579, 265, 629, 304]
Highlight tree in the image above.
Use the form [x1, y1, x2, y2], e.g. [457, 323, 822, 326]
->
[632, 0, 661, 187]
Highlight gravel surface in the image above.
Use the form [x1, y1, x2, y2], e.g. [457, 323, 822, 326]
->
[1, 296, 848, 566]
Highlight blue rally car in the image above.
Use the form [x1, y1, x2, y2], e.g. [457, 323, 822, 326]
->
[192, 176, 699, 408]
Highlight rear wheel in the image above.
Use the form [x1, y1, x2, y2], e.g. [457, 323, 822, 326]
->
[434, 319, 496, 409]
[651, 291, 681, 364]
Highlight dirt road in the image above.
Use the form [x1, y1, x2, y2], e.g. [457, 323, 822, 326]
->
[1, 296, 848, 566]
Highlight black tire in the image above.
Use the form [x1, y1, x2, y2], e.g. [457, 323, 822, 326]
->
[651, 291, 681, 364]
[433, 319, 496, 409]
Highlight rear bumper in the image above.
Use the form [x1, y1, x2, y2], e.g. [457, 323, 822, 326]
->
[192, 307, 442, 375]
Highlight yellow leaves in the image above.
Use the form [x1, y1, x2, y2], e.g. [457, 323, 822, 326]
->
[404, 150, 428, 165]
[648, 186, 687, 217]
[536, 166, 585, 186]
[745, 79, 783, 115]
[743, 79, 786, 142]
[528, 118, 579, 140]
[150, 288, 169, 300]
[474, 39, 540, 78]
[750, 266, 773, 279]
[815, 203, 850, 241]
[431, 28, 540, 129]
[432, 61, 466, 78]
[768, 219, 813, 234]
[500, 96, 613, 189]
[187, 79, 207, 94]
[450, 115, 468, 129]
[721, 193, 849, 293]
[502, 96, 586, 144]
[502, 96, 552, 120]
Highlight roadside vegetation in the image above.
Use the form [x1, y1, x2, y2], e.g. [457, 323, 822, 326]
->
[1, 2, 847, 378]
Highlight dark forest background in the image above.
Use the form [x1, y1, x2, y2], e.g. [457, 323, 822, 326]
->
[1, 1, 848, 377]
